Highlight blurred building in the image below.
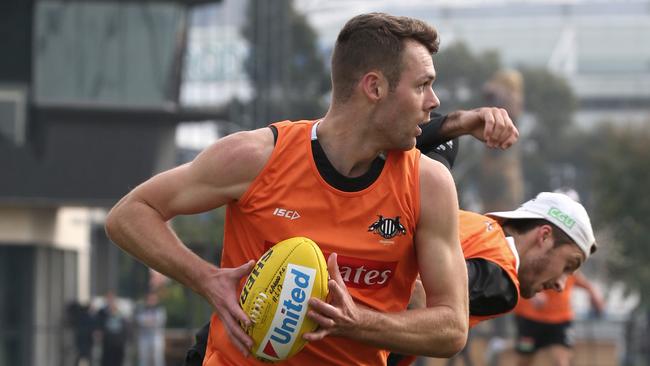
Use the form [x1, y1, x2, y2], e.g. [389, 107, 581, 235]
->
[298, 0, 650, 127]
[181, 2, 251, 108]
[0, 1, 225, 365]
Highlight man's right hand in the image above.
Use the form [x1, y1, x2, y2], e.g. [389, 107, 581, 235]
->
[442, 107, 519, 149]
[201, 260, 256, 357]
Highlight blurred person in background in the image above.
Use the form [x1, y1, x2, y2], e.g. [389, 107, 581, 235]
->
[96, 291, 130, 366]
[514, 271, 605, 366]
[513, 189, 605, 366]
[135, 292, 167, 366]
[66, 301, 96, 366]
[463, 191, 599, 328]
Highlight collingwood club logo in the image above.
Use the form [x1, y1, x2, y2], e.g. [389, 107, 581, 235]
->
[368, 215, 407, 240]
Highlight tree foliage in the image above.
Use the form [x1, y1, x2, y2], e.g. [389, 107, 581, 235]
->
[520, 67, 577, 135]
[589, 124, 650, 304]
[241, 0, 329, 127]
[435, 41, 650, 313]
[518, 66, 578, 195]
[434, 43, 501, 113]
[434, 42, 578, 200]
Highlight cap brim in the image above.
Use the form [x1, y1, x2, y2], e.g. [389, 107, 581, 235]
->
[485, 210, 546, 221]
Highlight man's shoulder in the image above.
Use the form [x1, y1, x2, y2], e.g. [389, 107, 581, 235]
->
[223, 127, 275, 150]
[460, 210, 505, 239]
[202, 127, 275, 168]
[270, 119, 315, 144]
[418, 153, 455, 189]
[460, 210, 492, 225]
[187, 127, 276, 200]
[415, 153, 459, 230]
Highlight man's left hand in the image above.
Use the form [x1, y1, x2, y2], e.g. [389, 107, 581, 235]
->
[303, 253, 367, 341]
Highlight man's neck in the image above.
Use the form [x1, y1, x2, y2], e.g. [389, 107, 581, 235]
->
[316, 112, 385, 178]
[502, 228, 529, 258]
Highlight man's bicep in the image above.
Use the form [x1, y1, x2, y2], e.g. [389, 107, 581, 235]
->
[415, 158, 466, 306]
[130, 163, 222, 220]
[416, 232, 465, 306]
[132, 128, 274, 219]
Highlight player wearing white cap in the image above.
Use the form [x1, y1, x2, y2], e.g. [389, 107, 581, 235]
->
[389, 191, 598, 366]
[408, 191, 598, 327]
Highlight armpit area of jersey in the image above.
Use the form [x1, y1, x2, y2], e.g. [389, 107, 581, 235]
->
[426, 137, 458, 170]
[269, 125, 279, 144]
[467, 258, 518, 316]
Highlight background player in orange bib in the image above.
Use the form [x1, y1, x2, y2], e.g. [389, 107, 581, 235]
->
[407, 134, 599, 328]
[514, 271, 604, 366]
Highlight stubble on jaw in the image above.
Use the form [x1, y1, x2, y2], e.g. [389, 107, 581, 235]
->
[518, 254, 551, 299]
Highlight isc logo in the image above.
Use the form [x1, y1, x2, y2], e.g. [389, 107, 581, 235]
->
[257, 264, 315, 360]
[273, 208, 301, 220]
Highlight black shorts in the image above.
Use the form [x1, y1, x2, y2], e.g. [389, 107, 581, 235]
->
[515, 316, 574, 354]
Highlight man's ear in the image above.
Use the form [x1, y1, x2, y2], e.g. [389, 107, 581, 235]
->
[537, 224, 554, 250]
[359, 71, 386, 101]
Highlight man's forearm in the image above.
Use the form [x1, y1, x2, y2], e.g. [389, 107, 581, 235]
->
[349, 305, 466, 358]
[105, 198, 218, 297]
[436, 110, 468, 139]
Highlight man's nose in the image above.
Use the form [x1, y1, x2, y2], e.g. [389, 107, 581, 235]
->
[426, 90, 440, 112]
[552, 274, 569, 292]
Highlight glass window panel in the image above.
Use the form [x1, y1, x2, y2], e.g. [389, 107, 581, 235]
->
[34, 2, 185, 106]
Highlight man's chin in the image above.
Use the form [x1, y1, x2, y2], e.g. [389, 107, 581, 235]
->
[520, 288, 537, 299]
[393, 138, 417, 151]
[405, 139, 417, 150]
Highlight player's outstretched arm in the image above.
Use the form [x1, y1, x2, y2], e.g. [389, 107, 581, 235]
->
[304, 156, 468, 358]
[438, 107, 518, 149]
[105, 127, 274, 356]
[573, 271, 605, 315]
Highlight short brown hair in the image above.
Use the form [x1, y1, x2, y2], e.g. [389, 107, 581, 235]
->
[331, 13, 439, 103]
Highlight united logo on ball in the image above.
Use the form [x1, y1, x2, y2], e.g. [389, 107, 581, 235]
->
[239, 237, 329, 362]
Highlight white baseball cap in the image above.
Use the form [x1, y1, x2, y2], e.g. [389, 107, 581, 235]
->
[486, 192, 597, 258]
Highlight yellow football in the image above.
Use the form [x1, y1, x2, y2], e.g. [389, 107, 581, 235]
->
[239, 237, 329, 362]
